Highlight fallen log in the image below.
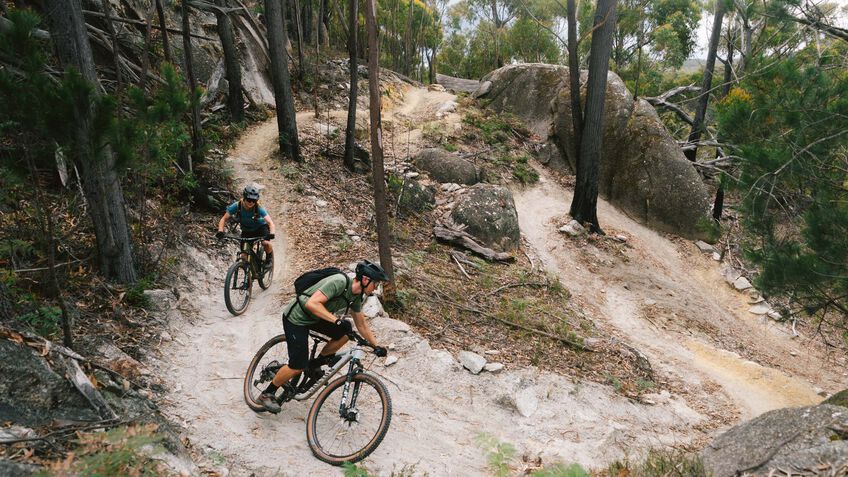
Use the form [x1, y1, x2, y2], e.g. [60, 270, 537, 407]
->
[433, 226, 514, 262]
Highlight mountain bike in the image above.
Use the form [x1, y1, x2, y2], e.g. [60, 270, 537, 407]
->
[243, 328, 392, 465]
[220, 235, 274, 315]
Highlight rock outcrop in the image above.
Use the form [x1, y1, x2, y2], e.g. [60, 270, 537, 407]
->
[701, 404, 848, 476]
[479, 64, 710, 238]
[413, 148, 479, 185]
[451, 184, 520, 251]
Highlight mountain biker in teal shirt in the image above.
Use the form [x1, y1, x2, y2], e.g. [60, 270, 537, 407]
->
[256, 261, 390, 413]
[216, 185, 276, 266]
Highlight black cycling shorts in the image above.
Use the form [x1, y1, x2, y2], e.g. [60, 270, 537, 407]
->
[283, 316, 348, 370]
[241, 224, 270, 239]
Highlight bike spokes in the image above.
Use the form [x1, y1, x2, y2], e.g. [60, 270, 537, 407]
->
[307, 374, 391, 464]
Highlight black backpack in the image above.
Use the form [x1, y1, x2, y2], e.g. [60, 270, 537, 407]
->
[286, 268, 352, 319]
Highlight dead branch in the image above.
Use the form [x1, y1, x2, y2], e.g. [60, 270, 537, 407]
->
[433, 226, 514, 263]
[0, 16, 51, 40]
[451, 252, 472, 279]
[457, 303, 593, 351]
[81, 10, 216, 41]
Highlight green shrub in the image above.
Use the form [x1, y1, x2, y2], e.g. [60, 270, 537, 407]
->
[608, 449, 705, 477]
[513, 162, 539, 184]
[125, 278, 153, 308]
[17, 305, 61, 337]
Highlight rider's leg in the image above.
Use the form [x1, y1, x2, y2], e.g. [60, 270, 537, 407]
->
[318, 335, 349, 357]
[269, 364, 301, 389]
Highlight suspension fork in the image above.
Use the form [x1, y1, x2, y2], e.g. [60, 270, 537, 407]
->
[338, 359, 363, 417]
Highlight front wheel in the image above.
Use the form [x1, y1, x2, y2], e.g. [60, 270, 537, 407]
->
[306, 373, 392, 465]
[258, 255, 274, 290]
[224, 260, 252, 316]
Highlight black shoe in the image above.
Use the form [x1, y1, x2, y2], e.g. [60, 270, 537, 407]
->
[264, 254, 274, 267]
[257, 392, 281, 413]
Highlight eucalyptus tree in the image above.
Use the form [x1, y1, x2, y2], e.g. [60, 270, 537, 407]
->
[265, 0, 301, 160]
[570, 0, 619, 233]
[42, 0, 138, 283]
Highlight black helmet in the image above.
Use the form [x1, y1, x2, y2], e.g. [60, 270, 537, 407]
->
[355, 260, 389, 282]
[243, 185, 260, 201]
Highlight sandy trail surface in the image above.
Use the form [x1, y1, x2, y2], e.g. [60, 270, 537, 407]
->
[151, 87, 843, 476]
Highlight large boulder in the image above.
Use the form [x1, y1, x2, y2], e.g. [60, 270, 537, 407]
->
[413, 149, 479, 185]
[398, 180, 436, 214]
[701, 404, 848, 476]
[0, 340, 99, 426]
[479, 64, 711, 239]
[479, 63, 568, 140]
[451, 185, 520, 251]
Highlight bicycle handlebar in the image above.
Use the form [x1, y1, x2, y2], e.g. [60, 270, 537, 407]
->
[218, 234, 264, 243]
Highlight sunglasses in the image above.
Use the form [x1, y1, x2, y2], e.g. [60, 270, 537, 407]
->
[244, 198, 256, 203]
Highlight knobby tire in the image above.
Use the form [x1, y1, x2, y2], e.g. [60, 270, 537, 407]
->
[224, 260, 251, 315]
[306, 373, 392, 465]
[243, 334, 288, 413]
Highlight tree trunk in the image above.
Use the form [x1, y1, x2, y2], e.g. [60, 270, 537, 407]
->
[365, 0, 395, 287]
[294, 0, 305, 78]
[319, 0, 329, 47]
[302, 0, 313, 43]
[141, 1, 155, 90]
[405, 0, 414, 76]
[265, 0, 302, 161]
[569, 0, 617, 234]
[181, 1, 203, 170]
[43, 0, 137, 284]
[685, 0, 725, 162]
[156, 0, 171, 63]
[427, 46, 435, 84]
[566, 0, 582, 165]
[215, 0, 244, 122]
[344, 0, 359, 171]
[713, 32, 736, 222]
[491, 0, 503, 69]
[102, 0, 122, 94]
[27, 154, 74, 348]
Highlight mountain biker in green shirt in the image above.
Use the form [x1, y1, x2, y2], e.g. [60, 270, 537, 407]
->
[215, 185, 276, 267]
[256, 261, 389, 413]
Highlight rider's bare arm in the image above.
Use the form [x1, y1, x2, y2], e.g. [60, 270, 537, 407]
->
[263, 214, 276, 235]
[351, 311, 379, 347]
[305, 290, 339, 323]
[217, 212, 231, 232]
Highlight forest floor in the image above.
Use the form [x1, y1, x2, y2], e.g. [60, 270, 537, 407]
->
[148, 83, 846, 476]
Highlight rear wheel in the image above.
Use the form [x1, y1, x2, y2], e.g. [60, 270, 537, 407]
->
[243, 334, 297, 413]
[306, 373, 392, 465]
[224, 260, 251, 315]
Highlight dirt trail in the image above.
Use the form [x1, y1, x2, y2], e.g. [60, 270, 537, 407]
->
[513, 174, 841, 420]
[152, 86, 841, 476]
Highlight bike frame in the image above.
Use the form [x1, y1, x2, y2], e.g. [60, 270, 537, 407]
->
[225, 236, 265, 277]
[292, 345, 366, 401]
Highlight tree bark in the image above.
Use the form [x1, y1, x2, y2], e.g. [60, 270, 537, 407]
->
[215, 0, 244, 122]
[405, 0, 414, 76]
[343, 0, 359, 171]
[181, 1, 203, 170]
[569, 0, 618, 234]
[293, 0, 305, 78]
[685, 0, 725, 162]
[713, 30, 736, 222]
[566, 0, 582, 165]
[365, 0, 395, 286]
[265, 0, 302, 160]
[302, 0, 313, 42]
[101, 0, 122, 94]
[43, 0, 137, 284]
[156, 0, 171, 63]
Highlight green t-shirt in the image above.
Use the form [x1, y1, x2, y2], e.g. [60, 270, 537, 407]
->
[284, 273, 363, 326]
